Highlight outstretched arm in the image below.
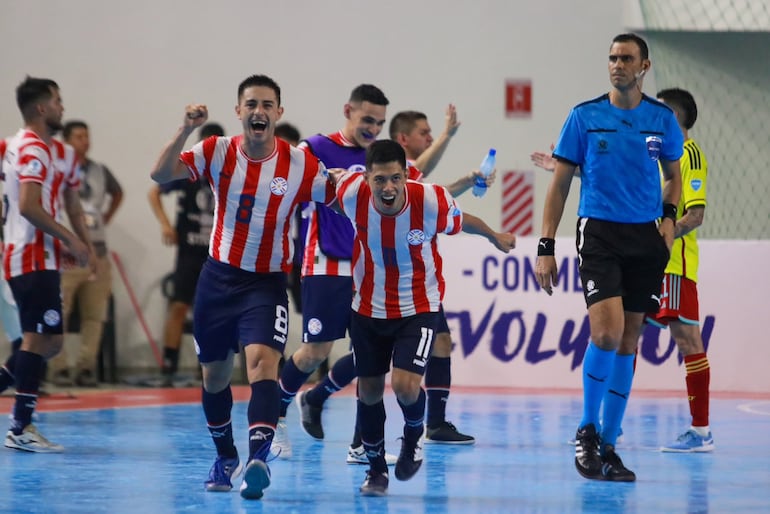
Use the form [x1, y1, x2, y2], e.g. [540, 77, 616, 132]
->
[414, 104, 461, 178]
[461, 212, 516, 253]
[443, 169, 496, 198]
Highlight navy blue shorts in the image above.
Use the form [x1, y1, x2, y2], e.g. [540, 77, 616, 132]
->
[436, 305, 450, 334]
[8, 270, 63, 335]
[193, 258, 288, 362]
[350, 310, 439, 377]
[301, 275, 353, 343]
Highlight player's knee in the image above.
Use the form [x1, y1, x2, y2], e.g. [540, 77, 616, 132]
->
[431, 332, 452, 357]
[42, 335, 65, 360]
[391, 374, 421, 404]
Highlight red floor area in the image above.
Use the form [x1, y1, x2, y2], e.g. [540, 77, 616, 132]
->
[2, 384, 767, 413]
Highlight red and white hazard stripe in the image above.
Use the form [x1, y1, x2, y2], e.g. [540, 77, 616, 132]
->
[501, 170, 534, 235]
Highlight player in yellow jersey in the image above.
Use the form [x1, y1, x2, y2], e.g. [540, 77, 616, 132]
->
[646, 88, 713, 453]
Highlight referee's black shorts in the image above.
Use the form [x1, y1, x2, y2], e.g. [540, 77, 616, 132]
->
[576, 217, 670, 313]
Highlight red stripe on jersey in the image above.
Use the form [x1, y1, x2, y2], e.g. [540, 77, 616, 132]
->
[201, 135, 219, 183]
[407, 185, 430, 313]
[254, 146, 289, 271]
[433, 185, 450, 234]
[227, 159, 261, 268]
[355, 188, 374, 317]
[380, 215, 401, 318]
[3, 244, 11, 278]
[211, 140, 239, 262]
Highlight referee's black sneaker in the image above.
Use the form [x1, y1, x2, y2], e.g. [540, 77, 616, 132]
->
[600, 445, 636, 482]
[574, 423, 603, 479]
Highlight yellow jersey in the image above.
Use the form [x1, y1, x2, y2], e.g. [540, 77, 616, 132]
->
[665, 138, 708, 281]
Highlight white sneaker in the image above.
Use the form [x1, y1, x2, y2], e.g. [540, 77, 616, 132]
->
[271, 418, 292, 459]
[346, 444, 397, 466]
[5, 425, 64, 453]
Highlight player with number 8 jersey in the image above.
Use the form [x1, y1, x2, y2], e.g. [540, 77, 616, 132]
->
[151, 74, 334, 501]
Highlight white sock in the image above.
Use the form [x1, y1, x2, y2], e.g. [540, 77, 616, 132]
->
[691, 425, 710, 437]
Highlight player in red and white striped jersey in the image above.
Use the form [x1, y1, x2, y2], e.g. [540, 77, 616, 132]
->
[0, 137, 25, 399]
[333, 140, 514, 495]
[150, 74, 333, 501]
[390, 107, 498, 445]
[3, 77, 93, 454]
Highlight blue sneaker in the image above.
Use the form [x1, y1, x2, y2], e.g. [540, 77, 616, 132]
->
[240, 459, 271, 500]
[204, 455, 243, 492]
[239, 443, 274, 500]
[660, 429, 715, 453]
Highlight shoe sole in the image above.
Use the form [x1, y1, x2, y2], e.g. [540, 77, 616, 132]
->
[424, 437, 475, 445]
[347, 454, 398, 466]
[295, 391, 324, 440]
[240, 461, 270, 500]
[574, 458, 602, 480]
[360, 487, 388, 497]
[660, 444, 715, 453]
[394, 460, 423, 481]
[205, 462, 243, 492]
[4, 439, 64, 453]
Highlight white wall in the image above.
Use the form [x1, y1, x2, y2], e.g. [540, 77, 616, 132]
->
[0, 0, 630, 367]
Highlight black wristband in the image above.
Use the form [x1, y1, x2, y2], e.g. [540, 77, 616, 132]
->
[662, 203, 677, 223]
[537, 237, 555, 256]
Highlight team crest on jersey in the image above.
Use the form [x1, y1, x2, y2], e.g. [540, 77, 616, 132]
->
[645, 136, 662, 161]
[270, 177, 289, 196]
[24, 159, 43, 178]
[348, 164, 366, 174]
[690, 178, 702, 192]
[43, 309, 61, 327]
[406, 229, 426, 245]
[307, 318, 323, 336]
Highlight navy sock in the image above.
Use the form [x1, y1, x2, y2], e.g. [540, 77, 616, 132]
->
[305, 352, 356, 407]
[358, 399, 387, 473]
[12, 351, 43, 433]
[425, 356, 451, 427]
[247, 380, 280, 459]
[397, 388, 426, 443]
[278, 356, 312, 417]
[202, 385, 237, 458]
[579, 342, 616, 430]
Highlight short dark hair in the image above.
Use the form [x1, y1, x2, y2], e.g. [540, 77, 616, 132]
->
[16, 76, 59, 120]
[275, 122, 301, 145]
[366, 139, 406, 171]
[657, 88, 698, 130]
[63, 120, 88, 140]
[389, 111, 427, 140]
[237, 74, 281, 105]
[612, 33, 649, 61]
[349, 84, 389, 107]
[200, 122, 225, 140]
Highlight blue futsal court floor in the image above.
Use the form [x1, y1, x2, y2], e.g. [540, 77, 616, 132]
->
[1, 387, 769, 513]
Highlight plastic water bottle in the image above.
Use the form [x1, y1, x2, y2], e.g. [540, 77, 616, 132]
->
[472, 148, 497, 197]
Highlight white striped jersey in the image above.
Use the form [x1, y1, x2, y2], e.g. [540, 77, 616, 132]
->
[2, 130, 80, 279]
[335, 171, 463, 319]
[180, 135, 333, 273]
